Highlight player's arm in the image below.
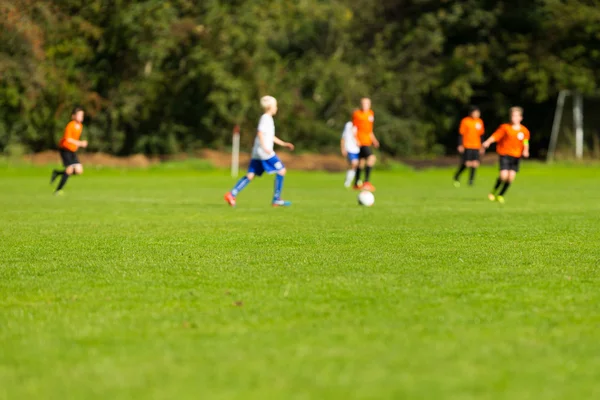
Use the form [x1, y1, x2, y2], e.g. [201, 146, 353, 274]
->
[457, 120, 466, 153]
[370, 132, 380, 148]
[257, 131, 273, 155]
[273, 135, 294, 151]
[482, 128, 503, 149]
[340, 138, 347, 156]
[522, 130, 530, 158]
[66, 137, 88, 148]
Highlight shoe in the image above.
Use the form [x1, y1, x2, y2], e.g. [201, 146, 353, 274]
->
[353, 183, 363, 190]
[272, 199, 291, 207]
[468, 180, 474, 186]
[453, 180, 461, 188]
[224, 192, 236, 207]
[50, 171, 59, 184]
[362, 182, 376, 192]
[488, 193, 496, 201]
[344, 181, 352, 188]
[54, 190, 65, 197]
[496, 195, 505, 204]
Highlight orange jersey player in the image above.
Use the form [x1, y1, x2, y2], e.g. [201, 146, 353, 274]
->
[50, 107, 88, 195]
[482, 107, 530, 204]
[454, 106, 485, 186]
[351, 97, 380, 192]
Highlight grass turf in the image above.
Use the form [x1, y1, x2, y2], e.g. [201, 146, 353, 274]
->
[1, 163, 599, 399]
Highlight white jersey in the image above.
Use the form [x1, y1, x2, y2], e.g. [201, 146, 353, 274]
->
[252, 114, 276, 160]
[342, 121, 360, 154]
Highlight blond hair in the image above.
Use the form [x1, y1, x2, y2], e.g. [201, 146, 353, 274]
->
[260, 96, 277, 111]
[510, 106, 523, 116]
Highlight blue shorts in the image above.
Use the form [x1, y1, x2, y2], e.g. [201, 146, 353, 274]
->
[347, 152, 359, 163]
[248, 155, 285, 177]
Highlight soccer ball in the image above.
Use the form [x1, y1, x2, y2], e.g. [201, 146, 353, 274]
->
[357, 190, 375, 207]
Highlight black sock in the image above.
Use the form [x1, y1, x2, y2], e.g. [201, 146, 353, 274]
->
[354, 167, 362, 185]
[53, 169, 65, 176]
[365, 166, 372, 182]
[454, 164, 466, 181]
[469, 168, 476, 184]
[499, 181, 511, 196]
[492, 178, 503, 193]
[56, 173, 71, 191]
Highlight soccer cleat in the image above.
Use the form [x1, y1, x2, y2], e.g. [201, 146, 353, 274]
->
[496, 195, 505, 204]
[488, 193, 496, 201]
[54, 190, 65, 197]
[344, 181, 352, 189]
[353, 183, 363, 190]
[362, 182, 376, 192]
[468, 181, 474, 186]
[453, 180, 461, 188]
[224, 192, 236, 207]
[50, 171, 59, 184]
[272, 199, 291, 207]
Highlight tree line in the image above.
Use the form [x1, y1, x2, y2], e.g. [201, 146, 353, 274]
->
[1, 0, 599, 157]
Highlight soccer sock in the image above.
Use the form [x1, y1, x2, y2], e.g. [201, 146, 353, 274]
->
[354, 167, 362, 185]
[491, 178, 503, 194]
[53, 169, 65, 176]
[55, 173, 70, 191]
[345, 169, 356, 185]
[231, 176, 250, 196]
[469, 167, 476, 184]
[273, 174, 284, 200]
[454, 164, 466, 181]
[365, 166, 372, 182]
[499, 181, 511, 196]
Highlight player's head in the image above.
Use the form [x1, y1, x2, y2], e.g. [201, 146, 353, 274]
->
[260, 96, 278, 115]
[72, 107, 84, 123]
[510, 107, 523, 125]
[469, 105, 480, 119]
[360, 97, 371, 112]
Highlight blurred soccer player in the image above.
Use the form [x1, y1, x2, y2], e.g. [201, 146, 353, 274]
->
[340, 120, 360, 188]
[50, 107, 87, 195]
[454, 106, 485, 187]
[224, 96, 295, 207]
[352, 98, 380, 192]
[482, 107, 530, 204]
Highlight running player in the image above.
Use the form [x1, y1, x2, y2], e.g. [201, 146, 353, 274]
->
[482, 107, 530, 204]
[224, 96, 295, 207]
[352, 98, 380, 192]
[50, 107, 87, 195]
[340, 120, 360, 188]
[453, 106, 485, 187]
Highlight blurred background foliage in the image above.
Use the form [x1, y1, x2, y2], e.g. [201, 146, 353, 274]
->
[1, 0, 599, 157]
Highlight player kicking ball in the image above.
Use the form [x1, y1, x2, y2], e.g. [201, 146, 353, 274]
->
[50, 107, 88, 195]
[224, 96, 294, 207]
[482, 107, 530, 204]
[453, 106, 485, 187]
[340, 120, 360, 188]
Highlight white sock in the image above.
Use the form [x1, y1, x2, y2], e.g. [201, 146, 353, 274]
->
[344, 169, 356, 187]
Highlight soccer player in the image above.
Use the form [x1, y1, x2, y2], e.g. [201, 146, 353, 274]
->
[482, 107, 530, 204]
[453, 106, 485, 187]
[352, 97, 380, 192]
[50, 107, 87, 195]
[224, 96, 295, 207]
[340, 120, 360, 188]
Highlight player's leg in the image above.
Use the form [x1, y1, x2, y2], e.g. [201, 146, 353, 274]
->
[272, 168, 290, 207]
[497, 162, 519, 202]
[55, 164, 75, 194]
[354, 154, 365, 189]
[362, 152, 376, 191]
[226, 161, 260, 206]
[345, 157, 358, 188]
[469, 160, 480, 186]
[453, 153, 467, 185]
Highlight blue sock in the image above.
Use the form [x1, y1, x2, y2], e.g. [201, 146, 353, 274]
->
[273, 174, 284, 200]
[231, 176, 250, 196]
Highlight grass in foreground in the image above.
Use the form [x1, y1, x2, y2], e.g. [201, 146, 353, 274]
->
[1, 164, 599, 399]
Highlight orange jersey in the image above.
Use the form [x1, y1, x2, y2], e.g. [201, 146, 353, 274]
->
[352, 109, 375, 146]
[491, 124, 530, 157]
[459, 117, 485, 149]
[58, 121, 83, 152]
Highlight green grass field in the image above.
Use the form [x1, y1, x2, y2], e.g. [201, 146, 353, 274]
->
[1, 163, 599, 399]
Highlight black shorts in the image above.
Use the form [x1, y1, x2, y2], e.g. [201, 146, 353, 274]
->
[359, 146, 373, 159]
[499, 156, 520, 172]
[59, 149, 80, 167]
[462, 149, 480, 162]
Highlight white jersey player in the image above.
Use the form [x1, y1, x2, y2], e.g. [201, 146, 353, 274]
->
[340, 121, 360, 187]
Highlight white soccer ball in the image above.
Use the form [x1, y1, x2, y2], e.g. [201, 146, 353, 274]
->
[358, 190, 375, 207]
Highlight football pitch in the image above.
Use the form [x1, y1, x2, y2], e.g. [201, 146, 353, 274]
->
[1, 163, 599, 399]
